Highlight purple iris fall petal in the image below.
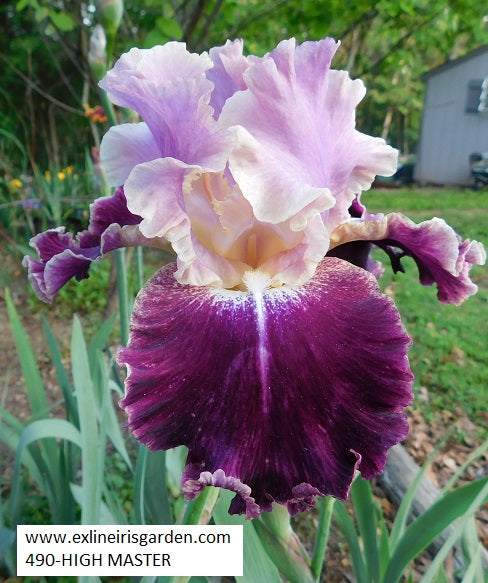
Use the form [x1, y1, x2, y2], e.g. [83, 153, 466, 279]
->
[330, 213, 486, 305]
[22, 228, 99, 302]
[88, 187, 159, 254]
[88, 186, 143, 237]
[22, 187, 161, 302]
[119, 259, 413, 517]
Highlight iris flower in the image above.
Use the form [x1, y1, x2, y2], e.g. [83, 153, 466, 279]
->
[24, 38, 485, 518]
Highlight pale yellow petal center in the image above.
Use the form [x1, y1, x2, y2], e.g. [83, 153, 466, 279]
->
[183, 170, 302, 274]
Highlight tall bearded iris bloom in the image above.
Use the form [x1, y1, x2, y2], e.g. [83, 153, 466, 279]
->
[24, 38, 485, 518]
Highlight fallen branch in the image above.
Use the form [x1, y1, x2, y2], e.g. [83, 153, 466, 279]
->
[380, 443, 488, 568]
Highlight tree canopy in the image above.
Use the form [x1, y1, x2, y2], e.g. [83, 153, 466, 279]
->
[1, 0, 487, 171]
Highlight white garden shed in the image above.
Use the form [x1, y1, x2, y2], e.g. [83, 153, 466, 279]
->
[415, 45, 488, 186]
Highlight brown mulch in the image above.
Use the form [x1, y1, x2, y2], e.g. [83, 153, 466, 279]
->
[405, 407, 488, 550]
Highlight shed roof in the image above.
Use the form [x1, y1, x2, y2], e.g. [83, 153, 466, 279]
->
[423, 44, 488, 80]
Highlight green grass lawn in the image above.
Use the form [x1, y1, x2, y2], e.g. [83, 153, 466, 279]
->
[363, 188, 487, 434]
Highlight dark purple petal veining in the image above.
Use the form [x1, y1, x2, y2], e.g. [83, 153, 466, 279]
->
[119, 258, 413, 516]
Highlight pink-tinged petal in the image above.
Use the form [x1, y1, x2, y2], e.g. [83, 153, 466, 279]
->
[320, 71, 397, 220]
[225, 126, 336, 224]
[100, 123, 161, 187]
[124, 161, 247, 287]
[124, 158, 192, 239]
[119, 259, 413, 517]
[99, 43, 212, 111]
[99, 44, 231, 169]
[259, 212, 330, 287]
[179, 170, 331, 287]
[207, 40, 251, 116]
[330, 214, 486, 305]
[174, 230, 246, 288]
[183, 171, 255, 259]
[219, 38, 397, 228]
[123, 157, 200, 275]
[100, 224, 162, 255]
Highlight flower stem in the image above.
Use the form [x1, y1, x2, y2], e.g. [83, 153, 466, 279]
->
[181, 486, 220, 526]
[311, 496, 335, 581]
[135, 246, 144, 291]
[165, 487, 220, 583]
[255, 509, 314, 583]
[99, 88, 118, 127]
[115, 248, 130, 346]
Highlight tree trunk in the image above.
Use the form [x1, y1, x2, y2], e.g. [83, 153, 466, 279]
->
[346, 26, 362, 74]
[381, 106, 393, 142]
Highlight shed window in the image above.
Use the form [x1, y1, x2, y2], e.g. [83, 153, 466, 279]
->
[479, 78, 488, 113]
[465, 79, 483, 113]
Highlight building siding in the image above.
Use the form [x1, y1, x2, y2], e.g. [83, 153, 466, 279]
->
[415, 47, 488, 186]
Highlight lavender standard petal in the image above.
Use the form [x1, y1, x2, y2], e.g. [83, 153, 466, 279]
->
[100, 123, 161, 187]
[99, 44, 232, 170]
[219, 38, 397, 230]
[207, 40, 250, 116]
[119, 258, 413, 517]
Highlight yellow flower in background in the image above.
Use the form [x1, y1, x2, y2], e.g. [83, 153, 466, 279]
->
[66, 165, 74, 175]
[44, 170, 51, 181]
[58, 171, 66, 181]
[10, 178, 23, 189]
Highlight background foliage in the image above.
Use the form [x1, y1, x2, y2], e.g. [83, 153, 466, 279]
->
[1, 0, 487, 176]
[1, 2, 488, 581]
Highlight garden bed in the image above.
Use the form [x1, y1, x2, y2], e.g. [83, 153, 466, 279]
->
[1, 187, 487, 581]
